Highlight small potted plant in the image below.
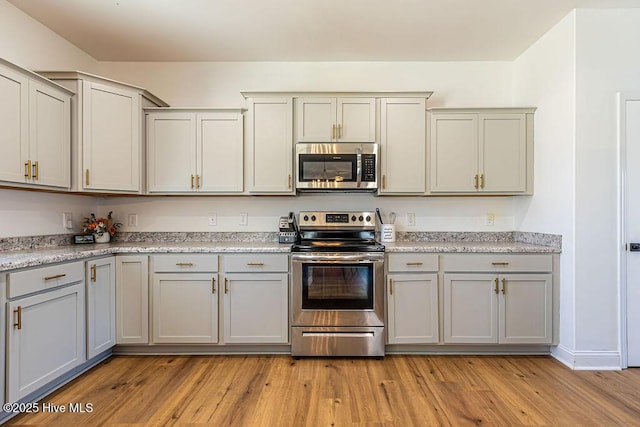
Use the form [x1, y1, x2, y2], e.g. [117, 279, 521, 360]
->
[83, 211, 121, 243]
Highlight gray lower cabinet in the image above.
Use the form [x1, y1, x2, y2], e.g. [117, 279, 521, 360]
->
[222, 254, 289, 344]
[386, 253, 439, 344]
[86, 256, 116, 358]
[115, 255, 149, 344]
[5, 262, 85, 402]
[442, 254, 553, 344]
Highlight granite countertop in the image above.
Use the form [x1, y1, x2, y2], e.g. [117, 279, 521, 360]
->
[0, 241, 290, 272]
[0, 233, 561, 272]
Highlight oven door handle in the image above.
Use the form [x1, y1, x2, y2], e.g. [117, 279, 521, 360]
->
[291, 253, 384, 263]
[356, 147, 362, 188]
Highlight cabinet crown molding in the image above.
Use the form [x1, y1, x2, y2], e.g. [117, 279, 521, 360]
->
[428, 107, 536, 113]
[0, 58, 75, 95]
[37, 70, 169, 107]
[241, 91, 433, 99]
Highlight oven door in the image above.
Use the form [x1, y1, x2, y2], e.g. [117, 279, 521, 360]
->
[291, 252, 384, 327]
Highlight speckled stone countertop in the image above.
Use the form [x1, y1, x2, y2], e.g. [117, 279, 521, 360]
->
[0, 231, 561, 272]
[0, 241, 289, 272]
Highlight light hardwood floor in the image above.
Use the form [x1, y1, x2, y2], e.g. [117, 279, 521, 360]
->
[6, 355, 640, 426]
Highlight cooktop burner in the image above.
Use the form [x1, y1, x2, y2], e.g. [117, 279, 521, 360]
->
[291, 210, 385, 253]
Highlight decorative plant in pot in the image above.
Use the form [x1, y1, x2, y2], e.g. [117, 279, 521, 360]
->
[83, 211, 121, 243]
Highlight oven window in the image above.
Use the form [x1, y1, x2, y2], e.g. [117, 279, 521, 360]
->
[301, 263, 374, 310]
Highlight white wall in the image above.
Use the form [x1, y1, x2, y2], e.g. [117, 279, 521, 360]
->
[0, 0, 98, 72]
[573, 8, 640, 358]
[513, 13, 577, 357]
[0, 0, 99, 237]
[98, 61, 514, 108]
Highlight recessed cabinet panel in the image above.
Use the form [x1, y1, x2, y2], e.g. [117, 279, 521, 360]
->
[337, 98, 376, 142]
[116, 255, 149, 344]
[83, 82, 140, 192]
[198, 113, 243, 192]
[429, 114, 478, 192]
[444, 274, 498, 343]
[297, 98, 336, 142]
[248, 98, 294, 193]
[500, 274, 552, 344]
[147, 113, 195, 192]
[0, 67, 28, 184]
[480, 114, 527, 192]
[380, 98, 426, 194]
[387, 273, 439, 344]
[86, 257, 116, 359]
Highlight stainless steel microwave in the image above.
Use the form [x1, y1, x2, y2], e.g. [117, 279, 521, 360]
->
[295, 143, 378, 192]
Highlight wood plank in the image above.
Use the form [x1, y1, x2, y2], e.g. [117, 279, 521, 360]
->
[6, 355, 640, 426]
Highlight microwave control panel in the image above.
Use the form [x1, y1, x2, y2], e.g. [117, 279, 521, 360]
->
[362, 154, 376, 182]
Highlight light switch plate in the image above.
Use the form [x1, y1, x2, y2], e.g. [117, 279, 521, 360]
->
[128, 213, 138, 227]
[239, 212, 248, 226]
[62, 212, 73, 229]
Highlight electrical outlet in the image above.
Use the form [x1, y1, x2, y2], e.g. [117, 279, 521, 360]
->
[62, 212, 73, 229]
[239, 212, 248, 226]
[208, 213, 217, 226]
[127, 213, 138, 227]
[485, 213, 495, 226]
[407, 213, 416, 226]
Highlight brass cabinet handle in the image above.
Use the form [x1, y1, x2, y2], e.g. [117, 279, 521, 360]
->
[14, 306, 22, 330]
[224, 278, 229, 294]
[212, 277, 216, 294]
[389, 278, 393, 295]
[491, 262, 510, 266]
[405, 262, 423, 266]
[480, 174, 485, 189]
[24, 160, 32, 179]
[190, 175, 194, 189]
[44, 273, 66, 281]
[288, 174, 292, 190]
[332, 124, 336, 140]
[196, 174, 200, 189]
[494, 278, 499, 294]
[246, 262, 265, 266]
[382, 175, 386, 189]
[176, 262, 194, 267]
[474, 174, 479, 189]
[85, 169, 90, 186]
[338, 124, 342, 139]
[91, 264, 97, 282]
[501, 278, 507, 294]
[33, 161, 39, 181]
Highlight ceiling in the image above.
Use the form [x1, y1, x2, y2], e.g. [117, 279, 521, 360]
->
[7, 0, 640, 62]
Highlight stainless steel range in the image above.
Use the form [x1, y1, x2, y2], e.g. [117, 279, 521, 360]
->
[291, 211, 385, 357]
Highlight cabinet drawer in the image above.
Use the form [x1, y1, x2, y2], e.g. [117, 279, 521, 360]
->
[387, 253, 439, 272]
[223, 254, 289, 273]
[152, 254, 219, 272]
[7, 261, 84, 299]
[441, 254, 552, 272]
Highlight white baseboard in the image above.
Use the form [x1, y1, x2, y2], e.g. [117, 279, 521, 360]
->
[552, 345, 621, 370]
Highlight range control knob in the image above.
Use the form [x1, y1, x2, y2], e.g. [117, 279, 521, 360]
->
[303, 215, 309, 222]
[311, 215, 317, 221]
[351, 215, 357, 222]
[359, 215, 364, 221]
[366, 215, 371, 222]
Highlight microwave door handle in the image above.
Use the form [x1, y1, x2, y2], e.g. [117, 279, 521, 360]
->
[356, 148, 362, 188]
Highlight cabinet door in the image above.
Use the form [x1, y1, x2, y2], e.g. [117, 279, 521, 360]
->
[147, 112, 196, 192]
[223, 273, 288, 343]
[82, 81, 140, 192]
[380, 98, 426, 194]
[116, 255, 149, 344]
[198, 112, 243, 193]
[337, 97, 375, 142]
[0, 65, 29, 184]
[248, 98, 294, 194]
[152, 273, 218, 343]
[387, 273, 438, 344]
[479, 114, 527, 193]
[6, 283, 85, 402]
[296, 97, 336, 142]
[443, 273, 497, 343]
[87, 257, 116, 359]
[29, 80, 70, 188]
[499, 273, 552, 344]
[429, 113, 478, 192]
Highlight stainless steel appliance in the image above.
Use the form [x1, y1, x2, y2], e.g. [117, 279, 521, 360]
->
[291, 211, 385, 357]
[295, 143, 378, 192]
